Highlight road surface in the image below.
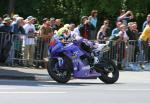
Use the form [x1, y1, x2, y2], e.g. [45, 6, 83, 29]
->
[0, 71, 150, 103]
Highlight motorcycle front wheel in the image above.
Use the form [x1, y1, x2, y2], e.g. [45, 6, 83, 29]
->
[47, 56, 72, 83]
[97, 59, 119, 84]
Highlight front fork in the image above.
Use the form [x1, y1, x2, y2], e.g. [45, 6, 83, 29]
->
[57, 57, 64, 67]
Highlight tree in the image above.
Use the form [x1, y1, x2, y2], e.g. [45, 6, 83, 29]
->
[0, 0, 150, 30]
[8, 0, 15, 16]
[0, 0, 9, 16]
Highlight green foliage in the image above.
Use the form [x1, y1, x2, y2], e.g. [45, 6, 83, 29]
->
[0, 0, 150, 29]
[0, 0, 9, 15]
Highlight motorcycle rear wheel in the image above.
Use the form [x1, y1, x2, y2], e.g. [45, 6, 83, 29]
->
[98, 59, 119, 84]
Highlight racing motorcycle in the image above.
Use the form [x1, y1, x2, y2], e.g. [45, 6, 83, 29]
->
[47, 39, 119, 84]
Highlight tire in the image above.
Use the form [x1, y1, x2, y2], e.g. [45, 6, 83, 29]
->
[47, 56, 72, 83]
[98, 59, 119, 84]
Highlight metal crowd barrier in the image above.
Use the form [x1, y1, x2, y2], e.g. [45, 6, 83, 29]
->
[0, 32, 51, 68]
[98, 40, 150, 63]
[0, 32, 149, 68]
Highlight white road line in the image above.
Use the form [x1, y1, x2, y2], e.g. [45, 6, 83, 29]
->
[107, 89, 150, 91]
[0, 88, 16, 90]
[0, 91, 67, 94]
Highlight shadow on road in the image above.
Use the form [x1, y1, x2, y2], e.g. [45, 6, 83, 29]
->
[0, 79, 124, 87]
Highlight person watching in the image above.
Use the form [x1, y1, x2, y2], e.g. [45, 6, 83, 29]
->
[117, 10, 134, 26]
[142, 14, 150, 31]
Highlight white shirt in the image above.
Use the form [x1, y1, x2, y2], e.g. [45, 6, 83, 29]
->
[73, 27, 80, 35]
[70, 27, 82, 40]
[23, 23, 36, 45]
[118, 31, 129, 42]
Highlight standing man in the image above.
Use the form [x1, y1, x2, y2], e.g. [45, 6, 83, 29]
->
[0, 17, 12, 33]
[117, 10, 134, 26]
[0, 17, 3, 25]
[109, 24, 129, 70]
[142, 14, 150, 31]
[11, 14, 19, 25]
[39, 20, 53, 68]
[139, 20, 150, 62]
[97, 20, 110, 41]
[23, 16, 36, 66]
[89, 10, 98, 40]
[6, 17, 25, 65]
[52, 19, 62, 32]
[111, 22, 122, 36]
[78, 16, 91, 39]
[0, 17, 12, 63]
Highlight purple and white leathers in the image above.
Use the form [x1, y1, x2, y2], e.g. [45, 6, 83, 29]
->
[47, 38, 119, 84]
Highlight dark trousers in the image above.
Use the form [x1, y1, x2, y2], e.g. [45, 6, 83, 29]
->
[141, 40, 149, 62]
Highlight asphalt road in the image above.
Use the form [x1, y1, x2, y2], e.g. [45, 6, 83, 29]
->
[0, 72, 150, 103]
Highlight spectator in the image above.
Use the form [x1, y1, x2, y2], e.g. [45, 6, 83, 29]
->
[50, 17, 56, 31]
[52, 19, 62, 31]
[117, 10, 134, 26]
[0, 17, 12, 33]
[109, 24, 129, 69]
[6, 17, 25, 65]
[69, 24, 81, 40]
[132, 22, 140, 38]
[117, 24, 129, 43]
[0, 17, 12, 63]
[11, 17, 25, 34]
[67, 23, 80, 40]
[39, 20, 53, 55]
[127, 22, 139, 41]
[142, 14, 150, 31]
[89, 10, 98, 40]
[0, 17, 3, 24]
[39, 20, 53, 38]
[11, 14, 19, 25]
[118, 24, 129, 69]
[68, 23, 75, 36]
[109, 22, 122, 61]
[33, 18, 48, 68]
[78, 16, 91, 39]
[126, 22, 139, 63]
[40, 18, 49, 30]
[69, 23, 76, 31]
[3, 14, 9, 18]
[111, 21, 122, 36]
[23, 16, 36, 66]
[35, 20, 53, 68]
[73, 25, 80, 35]
[43, 18, 49, 23]
[32, 18, 40, 30]
[139, 20, 150, 62]
[97, 20, 110, 41]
